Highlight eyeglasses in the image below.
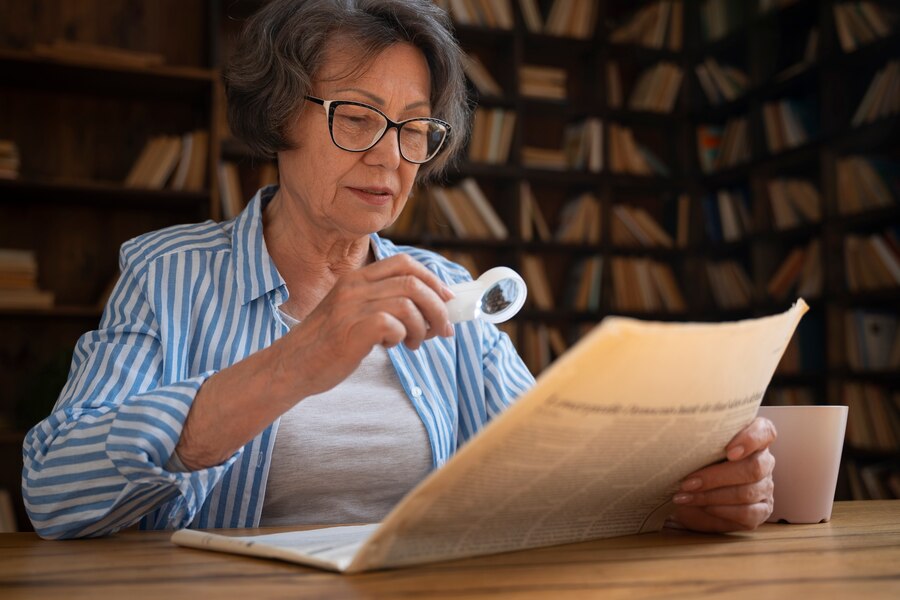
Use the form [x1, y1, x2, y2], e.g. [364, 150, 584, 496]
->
[305, 96, 450, 164]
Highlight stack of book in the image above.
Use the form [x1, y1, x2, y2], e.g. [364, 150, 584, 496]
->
[608, 124, 670, 176]
[0, 140, 20, 179]
[606, 61, 624, 108]
[852, 59, 900, 126]
[694, 57, 749, 105]
[521, 121, 600, 172]
[705, 259, 754, 309]
[767, 178, 822, 229]
[563, 118, 603, 173]
[462, 53, 502, 97]
[836, 156, 897, 214]
[518, 0, 599, 39]
[519, 65, 566, 100]
[564, 255, 603, 312]
[833, 1, 894, 53]
[766, 239, 823, 300]
[841, 382, 900, 453]
[627, 62, 684, 113]
[520, 254, 554, 310]
[518, 182, 552, 242]
[468, 107, 516, 164]
[521, 146, 567, 170]
[609, 1, 683, 50]
[125, 130, 209, 190]
[699, 0, 747, 42]
[0, 249, 54, 309]
[844, 310, 900, 372]
[844, 453, 900, 499]
[610, 204, 674, 248]
[610, 257, 686, 313]
[555, 193, 601, 244]
[702, 188, 752, 243]
[520, 322, 568, 374]
[762, 99, 814, 154]
[440, 0, 514, 29]
[429, 178, 508, 240]
[696, 117, 751, 173]
[844, 231, 900, 292]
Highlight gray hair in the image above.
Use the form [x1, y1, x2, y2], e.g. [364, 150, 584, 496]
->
[225, 0, 470, 181]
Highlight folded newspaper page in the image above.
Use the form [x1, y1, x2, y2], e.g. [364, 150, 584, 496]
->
[172, 299, 808, 573]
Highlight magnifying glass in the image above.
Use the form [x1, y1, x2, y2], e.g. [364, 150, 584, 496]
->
[446, 266, 528, 324]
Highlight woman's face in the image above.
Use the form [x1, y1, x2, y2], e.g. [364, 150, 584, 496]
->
[277, 40, 432, 239]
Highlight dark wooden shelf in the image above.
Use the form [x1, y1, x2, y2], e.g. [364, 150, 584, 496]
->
[0, 178, 210, 210]
[607, 43, 683, 63]
[827, 33, 900, 71]
[830, 370, 900, 385]
[833, 288, 900, 307]
[832, 204, 900, 231]
[0, 48, 216, 99]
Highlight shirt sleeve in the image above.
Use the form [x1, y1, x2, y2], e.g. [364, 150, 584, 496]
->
[21, 242, 241, 539]
[480, 321, 535, 420]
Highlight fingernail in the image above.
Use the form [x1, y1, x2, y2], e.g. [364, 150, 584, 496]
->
[727, 445, 745, 461]
[673, 493, 692, 504]
[444, 322, 454, 337]
[681, 478, 702, 491]
[663, 518, 686, 531]
[442, 285, 455, 300]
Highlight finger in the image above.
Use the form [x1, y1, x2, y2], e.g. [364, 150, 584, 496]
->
[364, 275, 452, 339]
[668, 506, 748, 533]
[724, 417, 777, 462]
[670, 503, 772, 533]
[702, 502, 773, 530]
[373, 297, 429, 349]
[674, 477, 773, 507]
[680, 449, 775, 492]
[360, 254, 455, 301]
[356, 311, 407, 349]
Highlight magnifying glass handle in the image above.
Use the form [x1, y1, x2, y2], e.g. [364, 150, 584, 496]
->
[446, 281, 484, 324]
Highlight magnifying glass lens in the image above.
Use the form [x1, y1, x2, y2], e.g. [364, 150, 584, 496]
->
[480, 279, 518, 316]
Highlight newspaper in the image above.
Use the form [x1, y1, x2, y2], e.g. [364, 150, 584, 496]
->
[172, 299, 808, 573]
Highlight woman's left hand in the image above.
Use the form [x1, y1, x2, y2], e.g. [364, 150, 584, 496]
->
[668, 416, 777, 532]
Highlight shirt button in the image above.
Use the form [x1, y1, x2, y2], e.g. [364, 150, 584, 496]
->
[411, 386, 423, 398]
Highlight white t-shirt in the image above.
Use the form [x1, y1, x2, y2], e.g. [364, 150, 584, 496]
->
[259, 310, 433, 526]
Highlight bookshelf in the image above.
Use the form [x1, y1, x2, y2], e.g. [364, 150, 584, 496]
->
[0, 0, 224, 531]
[683, 0, 900, 501]
[0, 0, 897, 530]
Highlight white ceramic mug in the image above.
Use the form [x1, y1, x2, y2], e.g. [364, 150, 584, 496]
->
[757, 405, 849, 524]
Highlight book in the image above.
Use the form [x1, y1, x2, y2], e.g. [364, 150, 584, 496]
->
[172, 300, 808, 572]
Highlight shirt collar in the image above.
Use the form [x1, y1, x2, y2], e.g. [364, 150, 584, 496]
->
[231, 186, 400, 306]
[232, 186, 286, 306]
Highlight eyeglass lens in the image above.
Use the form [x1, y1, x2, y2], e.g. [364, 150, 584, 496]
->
[331, 103, 446, 163]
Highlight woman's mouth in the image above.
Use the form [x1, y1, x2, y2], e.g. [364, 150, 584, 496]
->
[349, 186, 394, 205]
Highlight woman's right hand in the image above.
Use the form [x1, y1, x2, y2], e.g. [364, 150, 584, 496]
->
[275, 253, 456, 399]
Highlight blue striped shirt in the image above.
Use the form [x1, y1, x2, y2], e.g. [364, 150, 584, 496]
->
[22, 187, 535, 539]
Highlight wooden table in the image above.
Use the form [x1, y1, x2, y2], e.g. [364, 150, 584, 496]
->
[1, 501, 898, 599]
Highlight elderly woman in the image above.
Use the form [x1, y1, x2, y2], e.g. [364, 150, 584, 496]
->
[23, 0, 776, 539]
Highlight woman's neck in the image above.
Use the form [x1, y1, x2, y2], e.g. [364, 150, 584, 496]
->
[263, 189, 373, 318]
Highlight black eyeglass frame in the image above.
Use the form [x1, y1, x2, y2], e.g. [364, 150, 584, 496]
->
[304, 95, 451, 164]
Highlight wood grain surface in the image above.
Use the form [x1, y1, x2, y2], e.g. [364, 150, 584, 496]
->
[1, 501, 898, 599]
